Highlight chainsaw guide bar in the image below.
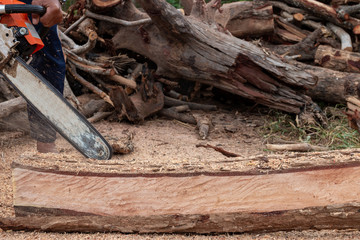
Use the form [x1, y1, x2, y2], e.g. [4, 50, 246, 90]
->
[1, 56, 113, 160]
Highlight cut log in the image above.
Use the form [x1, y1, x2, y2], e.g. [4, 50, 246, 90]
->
[292, 60, 360, 104]
[6, 157, 360, 233]
[315, 45, 360, 73]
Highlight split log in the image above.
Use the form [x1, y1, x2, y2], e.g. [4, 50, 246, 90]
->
[99, 0, 318, 114]
[274, 15, 309, 43]
[6, 159, 360, 233]
[315, 45, 360, 73]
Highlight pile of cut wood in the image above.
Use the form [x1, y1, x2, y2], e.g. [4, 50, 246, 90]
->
[2, 0, 360, 134]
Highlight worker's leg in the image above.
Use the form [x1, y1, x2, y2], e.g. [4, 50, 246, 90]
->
[27, 24, 66, 153]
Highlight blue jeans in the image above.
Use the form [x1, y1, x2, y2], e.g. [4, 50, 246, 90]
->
[20, 2, 66, 142]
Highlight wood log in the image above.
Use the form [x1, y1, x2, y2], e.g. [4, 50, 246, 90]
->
[0, 97, 26, 119]
[81, 99, 109, 117]
[345, 96, 360, 132]
[214, 1, 274, 38]
[159, 108, 197, 125]
[266, 143, 328, 152]
[270, 1, 307, 14]
[164, 96, 217, 111]
[326, 23, 353, 51]
[88, 111, 113, 123]
[336, 3, 360, 20]
[274, 16, 309, 42]
[109, 82, 164, 122]
[292, 60, 360, 103]
[0, 77, 15, 100]
[315, 45, 360, 73]
[267, 27, 329, 61]
[283, 0, 360, 34]
[6, 157, 360, 233]
[100, 0, 318, 114]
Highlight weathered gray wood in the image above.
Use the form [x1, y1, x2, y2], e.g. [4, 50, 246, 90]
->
[214, 1, 274, 38]
[283, 0, 360, 33]
[99, 0, 318, 114]
[0, 97, 26, 119]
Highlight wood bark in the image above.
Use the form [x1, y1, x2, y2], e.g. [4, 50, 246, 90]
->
[293, 60, 360, 103]
[315, 45, 360, 73]
[102, 0, 318, 114]
[0, 97, 26, 119]
[5, 160, 360, 233]
[282, 0, 360, 33]
[214, 1, 274, 38]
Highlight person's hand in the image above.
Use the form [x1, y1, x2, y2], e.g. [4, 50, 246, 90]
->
[31, 0, 62, 27]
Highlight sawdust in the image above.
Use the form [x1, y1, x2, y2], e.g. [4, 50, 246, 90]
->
[2, 108, 360, 239]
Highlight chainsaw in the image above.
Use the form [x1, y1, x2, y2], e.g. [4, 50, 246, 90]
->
[0, 1, 112, 160]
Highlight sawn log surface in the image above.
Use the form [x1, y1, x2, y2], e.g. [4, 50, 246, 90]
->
[5, 159, 360, 233]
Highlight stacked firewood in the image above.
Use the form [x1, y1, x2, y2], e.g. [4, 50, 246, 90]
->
[3, 0, 360, 138]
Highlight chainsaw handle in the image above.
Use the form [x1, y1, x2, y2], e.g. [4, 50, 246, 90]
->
[0, 4, 50, 39]
[0, 4, 46, 15]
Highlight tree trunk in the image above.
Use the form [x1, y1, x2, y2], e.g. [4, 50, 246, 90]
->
[101, 0, 318, 114]
[5, 157, 360, 233]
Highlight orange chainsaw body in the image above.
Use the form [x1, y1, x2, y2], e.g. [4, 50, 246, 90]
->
[0, 0, 44, 54]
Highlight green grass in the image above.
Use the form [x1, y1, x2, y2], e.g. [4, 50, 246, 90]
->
[261, 105, 360, 150]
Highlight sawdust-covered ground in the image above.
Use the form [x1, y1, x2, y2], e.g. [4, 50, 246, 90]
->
[2, 105, 360, 239]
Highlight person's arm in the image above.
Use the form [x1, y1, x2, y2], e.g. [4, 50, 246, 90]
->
[31, 0, 62, 27]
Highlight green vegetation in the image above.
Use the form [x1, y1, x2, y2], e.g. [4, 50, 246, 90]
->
[261, 105, 360, 150]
